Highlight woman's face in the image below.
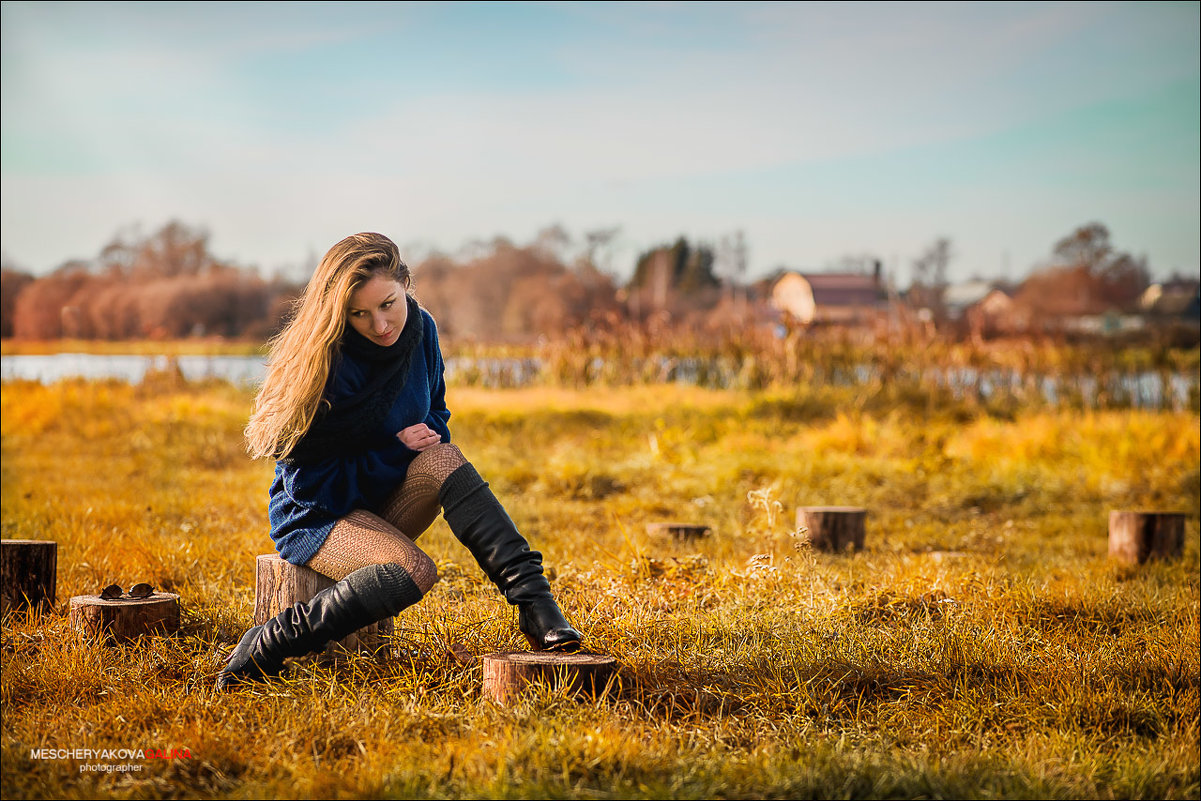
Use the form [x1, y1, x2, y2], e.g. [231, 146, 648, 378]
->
[347, 272, 407, 346]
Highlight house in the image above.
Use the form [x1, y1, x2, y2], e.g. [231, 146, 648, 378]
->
[943, 280, 995, 320]
[770, 269, 886, 326]
[1140, 279, 1201, 321]
[936, 280, 1026, 338]
[964, 288, 1025, 339]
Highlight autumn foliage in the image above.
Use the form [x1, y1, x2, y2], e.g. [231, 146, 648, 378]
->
[3, 222, 295, 341]
[1, 219, 1191, 346]
[412, 236, 622, 342]
[0, 221, 731, 344]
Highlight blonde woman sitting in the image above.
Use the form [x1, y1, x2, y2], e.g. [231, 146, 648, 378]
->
[218, 232, 580, 689]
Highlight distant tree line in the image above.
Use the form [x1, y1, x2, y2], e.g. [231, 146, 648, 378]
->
[1, 222, 296, 341]
[0, 218, 1185, 344]
[413, 232, 621, 342]
[0, 221, 728, 343]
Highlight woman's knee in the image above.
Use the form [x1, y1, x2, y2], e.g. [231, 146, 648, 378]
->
[409, 551, 440, 595]
[409, 442, 467, 484]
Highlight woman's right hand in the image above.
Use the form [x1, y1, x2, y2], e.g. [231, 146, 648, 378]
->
[397, 423, 442, 452]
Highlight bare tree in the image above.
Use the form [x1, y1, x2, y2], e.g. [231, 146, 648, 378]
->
[1050, 222, 1148, 309]
[582, 226, 621, 274]
[910, 237, 953, 320]
[534, 223, 573, 263]
[716, 230, 748, 317]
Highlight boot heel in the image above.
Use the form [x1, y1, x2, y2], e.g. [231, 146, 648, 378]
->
[523, 630, 582, 653]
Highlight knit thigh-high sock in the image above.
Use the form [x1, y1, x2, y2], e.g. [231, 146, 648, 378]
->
[438, 461, 581, 652]
[306, 509, 439, 591]
[380, 443, 468, 542]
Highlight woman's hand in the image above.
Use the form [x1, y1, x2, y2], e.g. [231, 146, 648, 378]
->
[397, 423, 442, 452]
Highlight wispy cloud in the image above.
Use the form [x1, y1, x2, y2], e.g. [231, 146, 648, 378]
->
[2, 1, 1197, 279]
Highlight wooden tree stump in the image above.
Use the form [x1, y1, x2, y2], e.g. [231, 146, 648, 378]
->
[646, 523, 711, 540]
[1108, 511, 1186, 565]
[482, 651, 620, 705]
[797, 507, 867, 552]
[70, 593, 180, 644]
[254, 554, 392, 656]
[1, 539, 57, 615]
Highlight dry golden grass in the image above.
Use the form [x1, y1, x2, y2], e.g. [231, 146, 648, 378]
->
[1, 375, 1198, 799]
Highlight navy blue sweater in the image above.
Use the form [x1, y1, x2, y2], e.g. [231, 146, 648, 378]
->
[268, 307, 451, 565]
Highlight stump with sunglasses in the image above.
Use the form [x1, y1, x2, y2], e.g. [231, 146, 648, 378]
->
[70, 584, 180, 644]
[254, 554, 393, 657]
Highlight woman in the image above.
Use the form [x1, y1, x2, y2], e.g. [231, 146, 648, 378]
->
[218, 232, 580, 689]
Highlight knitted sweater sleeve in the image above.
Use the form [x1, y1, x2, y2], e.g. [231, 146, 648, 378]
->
[422, 310, 452, 442]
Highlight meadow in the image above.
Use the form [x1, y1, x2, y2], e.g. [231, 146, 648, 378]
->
[1, 363, 1198, 799]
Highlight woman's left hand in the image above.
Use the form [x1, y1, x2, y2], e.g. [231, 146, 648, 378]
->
[397, 423, 442, 452]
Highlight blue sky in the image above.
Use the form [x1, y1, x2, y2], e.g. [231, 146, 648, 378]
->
[2, 1, 1198, 284]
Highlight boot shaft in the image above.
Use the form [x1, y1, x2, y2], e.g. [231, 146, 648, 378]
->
[439, 463, 552, 604]
[219, 561, 425, 688]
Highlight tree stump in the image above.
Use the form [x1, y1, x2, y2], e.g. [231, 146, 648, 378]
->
[254, 554, 392, 656]
[1, 539, 57, 615]
[797, 507, 867, 552]
[646, 523, 711, 540]
[482, 651, 620, 705]
[69, 593, 180, 644]
[1108, 511, 1186, 565]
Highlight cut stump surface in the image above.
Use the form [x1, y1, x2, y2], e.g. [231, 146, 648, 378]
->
[482, 651, 620, 705]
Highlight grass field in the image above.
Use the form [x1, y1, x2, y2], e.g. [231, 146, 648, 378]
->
[1, 374, 1198, 799]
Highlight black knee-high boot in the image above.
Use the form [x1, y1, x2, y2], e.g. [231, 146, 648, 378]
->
[216, 562, 424, 690]
[439, 462, 582, 652]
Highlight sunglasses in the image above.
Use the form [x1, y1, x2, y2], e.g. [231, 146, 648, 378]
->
[99, 583, 155, 600]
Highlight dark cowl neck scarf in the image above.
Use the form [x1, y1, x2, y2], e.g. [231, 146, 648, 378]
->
[283, 294, 423, 464]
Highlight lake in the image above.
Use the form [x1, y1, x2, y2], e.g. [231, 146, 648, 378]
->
[1, 352, 1196, 410]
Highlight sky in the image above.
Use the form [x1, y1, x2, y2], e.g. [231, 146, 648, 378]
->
[2, 1, 1198, 286]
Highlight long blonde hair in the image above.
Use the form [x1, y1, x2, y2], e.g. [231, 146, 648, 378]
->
[245, 232, 411, 460]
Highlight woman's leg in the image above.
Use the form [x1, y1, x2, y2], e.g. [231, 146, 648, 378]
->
[407, 444, 581, 652]
[307, 509, 438, 590]
[217, 511, 437, 689]
[378, 443, 469, 541]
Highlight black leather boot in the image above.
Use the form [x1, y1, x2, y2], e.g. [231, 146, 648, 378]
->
[216, 562, 424, 690]
[439, 463, 582, 652]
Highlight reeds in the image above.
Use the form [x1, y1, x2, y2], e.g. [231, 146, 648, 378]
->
[454, 327, 1201, 413]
